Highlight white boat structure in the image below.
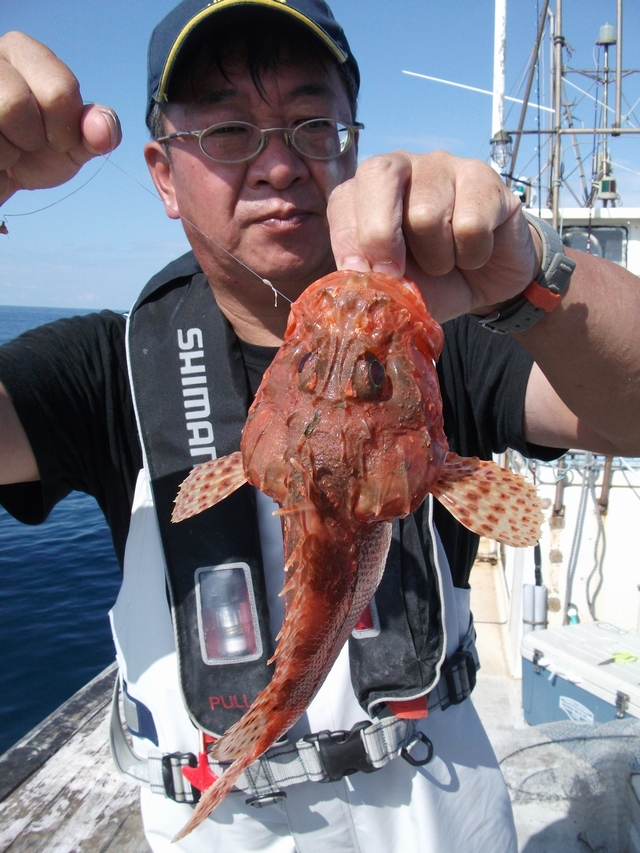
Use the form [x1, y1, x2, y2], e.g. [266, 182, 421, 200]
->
[473, 3, 640, 851]
[482, 0, 640, 674]
[409, 2, 640, 850]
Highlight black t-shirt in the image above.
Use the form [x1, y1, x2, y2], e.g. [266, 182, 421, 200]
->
[0, 298, 560, 587]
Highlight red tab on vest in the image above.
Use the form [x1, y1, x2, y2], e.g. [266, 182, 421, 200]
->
[182, 752, 218, 792]
[355, 605, 374, 631]
[387, 695, 428, 719]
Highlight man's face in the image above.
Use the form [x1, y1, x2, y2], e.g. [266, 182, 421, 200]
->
[147, 55, 357, 303]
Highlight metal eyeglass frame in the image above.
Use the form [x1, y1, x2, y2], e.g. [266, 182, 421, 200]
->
[156, 118, 364, 163]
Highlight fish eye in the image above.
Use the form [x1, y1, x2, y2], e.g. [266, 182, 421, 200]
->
[352, 352, 387, 399]
[367, 354, 386, 389]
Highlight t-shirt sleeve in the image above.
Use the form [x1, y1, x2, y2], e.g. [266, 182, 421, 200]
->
[435, 315, 564, 588]
[437, 315, 565, 462]
[0, 311, 142, 565]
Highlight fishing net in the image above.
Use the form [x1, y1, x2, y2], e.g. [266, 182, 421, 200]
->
[499, 717, 640, 853]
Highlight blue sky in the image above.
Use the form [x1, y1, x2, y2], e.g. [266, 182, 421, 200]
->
[2, 0, 640, 309]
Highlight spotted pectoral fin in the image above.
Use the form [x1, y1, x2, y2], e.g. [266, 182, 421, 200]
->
[172, 451, 247, 523]
[431, 452, 543, 547]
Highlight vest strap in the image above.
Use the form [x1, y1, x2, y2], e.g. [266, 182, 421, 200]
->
[109, 620, 478, 805]
[109, 672, 418, 804]
[429, 614, 479, 711]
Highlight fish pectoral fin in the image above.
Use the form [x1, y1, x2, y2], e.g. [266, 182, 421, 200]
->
[172, 451, 247, 523]
[432, 451, 543, 547]
[209, 705, 267, 763]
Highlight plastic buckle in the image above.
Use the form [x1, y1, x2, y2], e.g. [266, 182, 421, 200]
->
[162, 752, 200, 804]
[304, 721, 377, 782]
[440, 649, 477, 710]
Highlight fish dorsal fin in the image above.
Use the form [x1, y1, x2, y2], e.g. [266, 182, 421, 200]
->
[172, 451, 247, 522]
[431, 452, 543, 547]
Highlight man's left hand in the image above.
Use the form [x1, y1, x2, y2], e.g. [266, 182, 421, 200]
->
[328, 150, 541, 322]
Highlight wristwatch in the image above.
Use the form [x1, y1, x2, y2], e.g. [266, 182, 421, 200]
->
[476, 212, 576, 334]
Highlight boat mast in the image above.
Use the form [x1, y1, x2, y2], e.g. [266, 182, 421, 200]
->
[551, 0, 563, 230]
[507, 0, 550, 190]
[491, 0, 508, 174]
[615, 0, 623, 131]
[499, 0, 640, 226]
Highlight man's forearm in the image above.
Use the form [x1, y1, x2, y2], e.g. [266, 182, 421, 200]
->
[519, 248, 640, 456]
[0, 382, 40, 484]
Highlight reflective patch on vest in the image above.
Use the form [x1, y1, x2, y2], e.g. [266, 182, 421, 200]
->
[195, 563, 263, 664]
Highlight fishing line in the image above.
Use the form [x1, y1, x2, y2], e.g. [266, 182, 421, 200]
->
[535, 0, 542, 216]
[1, 152, 112, 222]
[1, 149, 292, 309]
[103, 155, 290, 307]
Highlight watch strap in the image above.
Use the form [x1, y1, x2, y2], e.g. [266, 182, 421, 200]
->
[477, 213, 576, 334]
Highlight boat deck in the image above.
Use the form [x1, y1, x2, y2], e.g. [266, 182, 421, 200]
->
[0, 664, 149, 853]
[3, 567, 640, 852]
[471, 560, 640, 853]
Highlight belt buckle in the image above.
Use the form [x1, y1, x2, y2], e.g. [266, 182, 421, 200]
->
[440, 648, 477, 710]
[161, 752, 200, 804]
[304, 721, 377, 782]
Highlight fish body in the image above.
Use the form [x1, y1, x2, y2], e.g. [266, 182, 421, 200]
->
[171, 270, 543, 839]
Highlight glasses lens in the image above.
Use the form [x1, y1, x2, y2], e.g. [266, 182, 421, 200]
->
[293, 120, 352, 160]
[200, 122, 263, 162]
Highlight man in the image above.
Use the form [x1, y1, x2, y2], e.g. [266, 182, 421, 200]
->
[0, 2, 638, 851]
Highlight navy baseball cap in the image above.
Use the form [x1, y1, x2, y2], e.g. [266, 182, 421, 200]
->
[147, 0, 360, 121]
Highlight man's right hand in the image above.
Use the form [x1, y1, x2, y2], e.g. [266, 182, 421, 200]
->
[0, 31, 121, 205]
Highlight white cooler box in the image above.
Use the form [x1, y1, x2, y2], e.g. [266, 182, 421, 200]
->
[521, 622, 640, 725]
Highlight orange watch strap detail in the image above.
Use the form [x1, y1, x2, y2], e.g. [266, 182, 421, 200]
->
[523, 279, 563, 312]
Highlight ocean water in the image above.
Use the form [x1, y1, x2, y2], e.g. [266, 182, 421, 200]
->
[0, 306, 122, 756]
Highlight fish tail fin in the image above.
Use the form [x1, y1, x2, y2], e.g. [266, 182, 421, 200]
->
[209, 698, 275, 762]
[432, 452, 543, 547]
[171, 750, 255, 842]
[172, 698, 280, 840]
[172, 451, 247, 522]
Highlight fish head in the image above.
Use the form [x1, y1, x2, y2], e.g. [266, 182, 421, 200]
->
[242, 270, 449, 522]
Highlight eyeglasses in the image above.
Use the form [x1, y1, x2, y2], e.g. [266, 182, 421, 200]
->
[157, 118, 364, 163]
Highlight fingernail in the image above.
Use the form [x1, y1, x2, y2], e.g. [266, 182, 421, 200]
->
[99, 106, 122, 149]
[339, 256, 371, 272]
[372, 260, 402, 278]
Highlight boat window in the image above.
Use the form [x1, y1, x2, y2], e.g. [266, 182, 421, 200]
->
[561, 226, 628, 267]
